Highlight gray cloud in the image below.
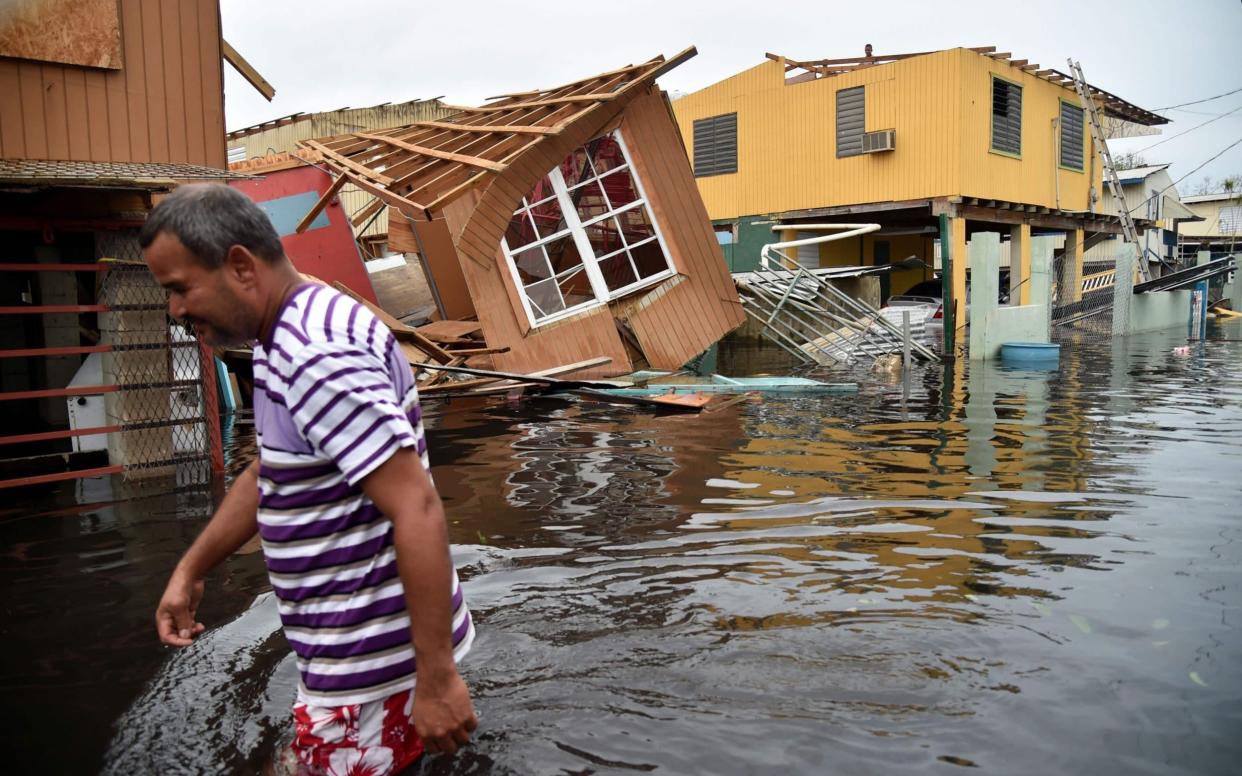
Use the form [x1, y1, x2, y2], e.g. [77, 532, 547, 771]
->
[221, 0, 1242, 191]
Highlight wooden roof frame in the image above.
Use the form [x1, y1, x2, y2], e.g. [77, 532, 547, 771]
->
[768, 46, 1167, 126]
[298, 47, 698, 234]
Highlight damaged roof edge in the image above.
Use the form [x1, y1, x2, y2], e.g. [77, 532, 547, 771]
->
[771, 46, 1167, 126]
[296, 48, 697, 221]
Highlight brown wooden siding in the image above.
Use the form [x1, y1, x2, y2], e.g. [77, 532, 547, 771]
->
[0, 0, 226, 168]
[423, 86, 741, 378]
[618, 88, 745, 368]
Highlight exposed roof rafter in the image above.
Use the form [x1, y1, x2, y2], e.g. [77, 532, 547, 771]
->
[770, 46, 1167, 126]
[296, 47, 698, 224]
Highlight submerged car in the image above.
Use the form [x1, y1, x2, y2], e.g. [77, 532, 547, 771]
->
[881, 276, 1011, 341]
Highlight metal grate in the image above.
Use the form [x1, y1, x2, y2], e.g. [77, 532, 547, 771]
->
[1059, 101, 1085, 170]
[836, 86, 865, 158]
[96, 234, 216, 482]
[692, 112, 738, 177]
[991, 77, 1022, 156]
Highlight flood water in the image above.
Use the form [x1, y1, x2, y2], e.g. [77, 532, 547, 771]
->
[3, 326, 1240, 774]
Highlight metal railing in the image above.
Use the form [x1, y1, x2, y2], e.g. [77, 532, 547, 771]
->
[735, 224, 940, 365]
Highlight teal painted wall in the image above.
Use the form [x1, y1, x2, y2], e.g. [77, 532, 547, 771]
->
[713, 215, 777, 273]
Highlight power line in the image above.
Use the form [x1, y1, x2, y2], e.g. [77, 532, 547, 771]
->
[1165, 106, 1242, 118]
[1155, 86, 1242, 111]
[1131, 103, 1242, 154]
[1124, 134, 1242, 216]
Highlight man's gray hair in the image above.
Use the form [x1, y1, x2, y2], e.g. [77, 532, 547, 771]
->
[139, 183, 285, 268]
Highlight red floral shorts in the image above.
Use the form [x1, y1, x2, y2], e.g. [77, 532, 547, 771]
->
[283, 688, 424, 776]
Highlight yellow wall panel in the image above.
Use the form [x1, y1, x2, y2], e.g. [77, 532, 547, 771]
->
[673, 48, 1107, 222]
[956, 51, 1100, 210]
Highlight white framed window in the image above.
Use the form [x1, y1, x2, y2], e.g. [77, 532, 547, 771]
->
[501, 130, 676, 328]
[1220, 205, 1242, 234]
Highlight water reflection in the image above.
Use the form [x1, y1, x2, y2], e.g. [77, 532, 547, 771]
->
[2, 328, 1240, 774]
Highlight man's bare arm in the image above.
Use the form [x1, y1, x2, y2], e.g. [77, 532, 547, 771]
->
[155, 458, 261, 646]
[360, 447, 477, 755]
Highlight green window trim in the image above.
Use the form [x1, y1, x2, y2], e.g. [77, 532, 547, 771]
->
[990, 74, 1023, 158]
[1058, 98, 1086, 172]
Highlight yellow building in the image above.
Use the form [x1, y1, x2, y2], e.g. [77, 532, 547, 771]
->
[672, 46, 1167, 322]
[1178, 191, 1242, 258]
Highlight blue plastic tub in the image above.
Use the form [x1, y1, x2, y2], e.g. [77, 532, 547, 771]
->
[1000, 342, 1061, 367]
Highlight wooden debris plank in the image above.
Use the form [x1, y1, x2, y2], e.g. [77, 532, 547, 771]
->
[418, 336, 475, 347]
[421, 356, 466, 387]
[352, 196, 386, 227]
[408, 120, 559, 136]
[451, 92, 620, 113]
[301, 139, 395, 186]
[572, 388, 709, 413]
[484, 59, 655, 101]
[222, 39, 275, 101]
[400, 341, 432, 366]
[418, 376, 503, 395]
[415, 320, 485, 340]
[330, 281, 454, 363]
[295, 173, 348, 234]
[704, 391, 760, 414]
[461, 356, 614, 395]
[356, 132, 507, 173]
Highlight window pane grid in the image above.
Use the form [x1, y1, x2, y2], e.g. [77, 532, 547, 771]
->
[500, 129, 675, 326]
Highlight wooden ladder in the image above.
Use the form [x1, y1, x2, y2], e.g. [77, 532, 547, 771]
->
[1067, 59, 1151, 282]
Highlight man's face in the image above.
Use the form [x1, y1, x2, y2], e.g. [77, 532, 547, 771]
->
[144, 232, 260, 347]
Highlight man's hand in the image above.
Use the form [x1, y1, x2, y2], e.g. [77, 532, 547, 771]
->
[153, 459, 261, 648]
[155, 571, 206, 647]
[412, 668, 478, 755]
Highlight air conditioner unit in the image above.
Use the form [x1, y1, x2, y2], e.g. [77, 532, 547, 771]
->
[862, 129, 896, 154]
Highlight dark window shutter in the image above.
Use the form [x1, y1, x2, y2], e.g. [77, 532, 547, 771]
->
[836, 86, 865, 157]
[1059, 102, 1085, 169]
[693, 113, 738, 177]
[991, 78, 1022, 156]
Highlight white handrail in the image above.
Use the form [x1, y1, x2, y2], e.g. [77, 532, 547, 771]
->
[764, 223, 881, 254]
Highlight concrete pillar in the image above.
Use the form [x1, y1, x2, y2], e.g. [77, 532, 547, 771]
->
[1031, 236, 1056, 331]
[1009, 224, 1031, 306]
[951, 216, 968, 346]
[1057, 228, 1085, 303]
[968, 233, 1001, 361]
[1063, 227, 1083, 299]
[1112, 235, 1135, 336]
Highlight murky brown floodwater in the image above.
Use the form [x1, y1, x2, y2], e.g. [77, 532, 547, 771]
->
[3, 326, 1240, 775]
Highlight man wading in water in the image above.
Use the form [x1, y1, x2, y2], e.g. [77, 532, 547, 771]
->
[147, 184, 476, 774]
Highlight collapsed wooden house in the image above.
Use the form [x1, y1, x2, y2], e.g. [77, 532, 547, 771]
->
[297, 48, 745, 378]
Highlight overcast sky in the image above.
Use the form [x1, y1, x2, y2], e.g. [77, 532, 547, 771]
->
[220, 0, 1242, 193]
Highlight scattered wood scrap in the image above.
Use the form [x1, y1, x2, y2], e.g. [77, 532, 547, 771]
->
[416, 357, 613, 396]
[324, 279, 500, 380]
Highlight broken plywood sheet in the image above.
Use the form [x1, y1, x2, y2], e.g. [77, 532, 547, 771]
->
[367, 255, 436, 321]
[416, 320, 484, 341]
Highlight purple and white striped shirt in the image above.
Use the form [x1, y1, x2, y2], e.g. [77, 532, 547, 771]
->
[252, 283, 473, 707]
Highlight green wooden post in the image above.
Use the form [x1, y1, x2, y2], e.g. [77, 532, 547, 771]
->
[939, 213, 956, 354]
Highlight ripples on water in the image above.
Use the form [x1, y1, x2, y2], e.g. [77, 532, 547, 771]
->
[2, 328, 1240, 774]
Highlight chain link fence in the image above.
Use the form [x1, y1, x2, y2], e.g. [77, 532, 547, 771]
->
[96, 230, 219, 482]
[1052, 238, 1135, 339]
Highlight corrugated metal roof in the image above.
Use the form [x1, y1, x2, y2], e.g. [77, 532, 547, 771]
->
[0, 159, 249, 187]
[1182, 192, 1242, 204]
[1116, 163, 1170, 183]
